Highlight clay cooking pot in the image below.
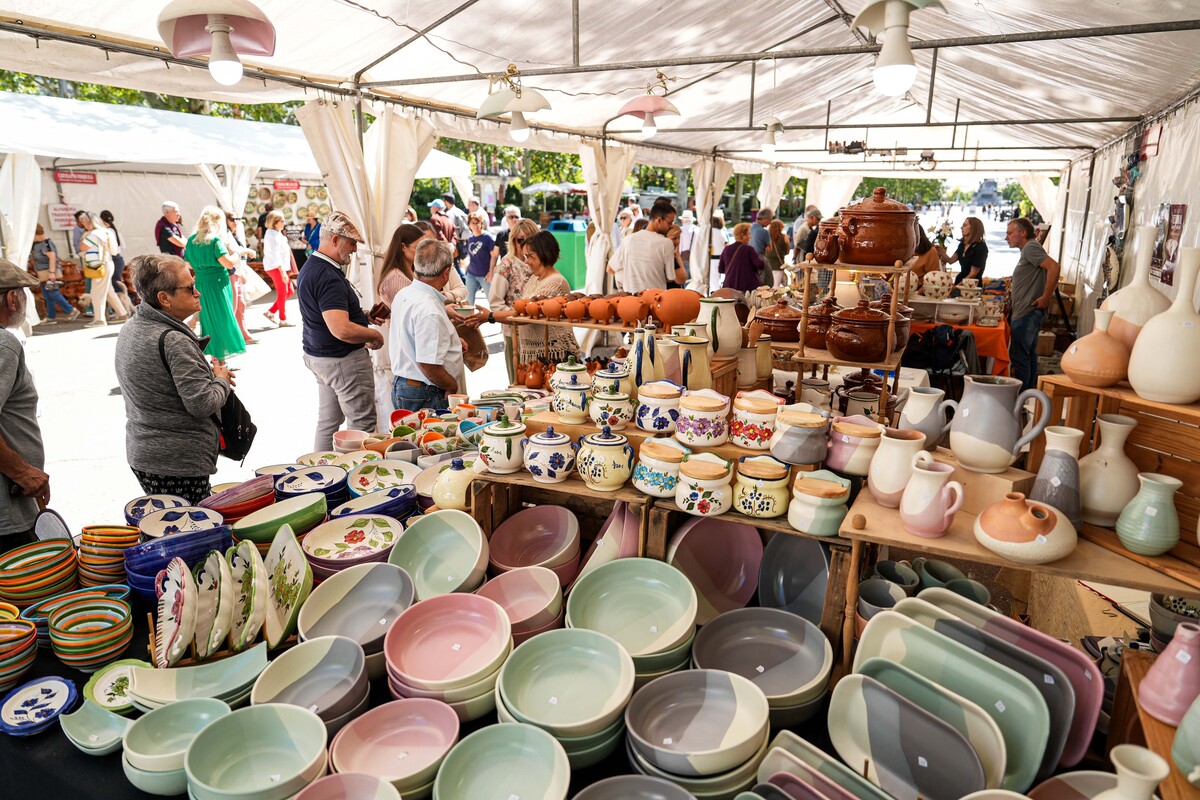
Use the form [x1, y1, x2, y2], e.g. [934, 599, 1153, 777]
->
[804, 296, 841, 350]
[838, 187, 920, 267]
[813, 218, 842, 265]
[755, 299, 803, 343]
[826, 300, 891, 363]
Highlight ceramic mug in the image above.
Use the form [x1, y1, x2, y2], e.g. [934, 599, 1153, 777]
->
[858, 578, 906, 620]
[912, 557, 966, 591]
[872, 560, 919, 596]
[447, 393, 468, 411]
[945, 578, 991, 606]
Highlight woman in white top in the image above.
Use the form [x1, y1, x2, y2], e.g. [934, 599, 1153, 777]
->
[222, 211, 260, 344]
[79, 212, 129, 328]
[261, 210, 295, 327]
[99, 210, 136, 317]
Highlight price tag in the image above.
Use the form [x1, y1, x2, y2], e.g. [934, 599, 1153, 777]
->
[1044, 674, 1055, 685]
[756, 665, 765, 673]
[663, 737, 674, 745]
[549, 696, 559, 705]
[397, 752, 409, 760]
[1186, 321, 1195, 329]
[995, 700, 1006, 713]
[270, 775, 282, 783]
[1178, 649, 1193, 664]
[650, 625, 659, 633]
[962, 408, 970, 417]
[1036, 534, 1048, 545]
[917, 756, 928, 768]
[1146, 506, 1158, 517]
[308, 704, 320, 712]
[379, 618, 388, 625]
[1085, 670, 1094, 680]
[1050, 476, 1061, 487]
[451, 643, 462, 651]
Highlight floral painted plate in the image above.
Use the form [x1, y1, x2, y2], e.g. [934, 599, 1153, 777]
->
[124, 494, 187, 526]
[139, 506, 225, 539]
[254, 463, 304, 477]
[155, 558, 198, 668]
[333, 450, 381, 469]
[296, 450, 340, 466]
[274, 466, 348, 498]
[226, 540, 269, 652]
[346, 459, 423, 497]
[192, 551, 234, 661]
[82, 658, 149, 715]
[263, 525, 313, 649]
[303, 515, 404, 563]
[0, 676, 77, 736]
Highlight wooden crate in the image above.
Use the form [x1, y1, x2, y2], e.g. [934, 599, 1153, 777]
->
[711, 357, 738, 398]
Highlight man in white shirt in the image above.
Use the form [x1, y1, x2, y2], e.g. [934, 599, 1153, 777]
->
[609, 202, 685, 292]
[390, 239, 465, 412]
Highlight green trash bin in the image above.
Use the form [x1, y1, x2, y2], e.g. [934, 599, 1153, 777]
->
[548, 220, 588, 290]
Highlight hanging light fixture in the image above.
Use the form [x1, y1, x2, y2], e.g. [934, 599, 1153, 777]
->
[157, 0, 276, 87]
[918, 150, 937, 170]
[617, 71, 679, 140]
[761, 117, 784, 155]
[477, 64, 551, 144]
[852, 0, 944, 98]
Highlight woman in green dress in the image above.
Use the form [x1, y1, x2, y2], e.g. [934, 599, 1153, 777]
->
[184, 206, 247, 362]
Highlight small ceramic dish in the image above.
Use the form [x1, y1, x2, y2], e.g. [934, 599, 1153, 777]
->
[298, 563, 415, 652]
[225, 540, 268, 652]
[138, 507, 224, 540]
[433, 723, 569, 800]
[566, 559, 698, 657]
[263, 524, 313, 648]
[251, 636, 366, 721]
[346, 460, 424, 497]
[60, 699, 130, 755]
[191, 551, 234, 661]
[123, 697, 231, 772]
[330, 698, 460, 791]
[387, 509, 488, 599]
[383, 593, 512, 692]
[82, 657, 148, 715]
[0, 675, 77, 736]
[275, 465, 348, 498]
[124, 494, 188, 526]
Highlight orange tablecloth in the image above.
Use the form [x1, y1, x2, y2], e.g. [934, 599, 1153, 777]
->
[910, 319, 1011, 376]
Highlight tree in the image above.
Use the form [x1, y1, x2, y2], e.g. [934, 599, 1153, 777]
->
[853, 177, 946, 206]
[999, 180, 1029, 206]
[945, 187, 971, 204]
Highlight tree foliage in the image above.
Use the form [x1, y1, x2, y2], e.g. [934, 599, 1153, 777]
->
[999, 180, 1029, 205]
[853, 177, 946, 206]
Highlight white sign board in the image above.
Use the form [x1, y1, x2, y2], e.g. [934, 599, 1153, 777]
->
[47, 204, 80, 231]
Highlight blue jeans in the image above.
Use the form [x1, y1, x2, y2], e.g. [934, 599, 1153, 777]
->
[465, 274, 491, 307]
[40, 284, 74, 318]
[1009, 308, 1046, 391]
[392, 377, 448, 413]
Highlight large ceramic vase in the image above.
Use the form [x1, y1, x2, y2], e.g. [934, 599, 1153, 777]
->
[944, 376, 1050, 474]
[1129, 248, 1200, 404]
[698, 297, 741, 360]
[1079, 414, 1140, 526]
[1140, 622, 1200, 726]
[897, 386, 951, 448]
[1029, 426, 1083, 529]
[1060, 309, 1130, 388]
[1116, 472, 1183, 556]
[1103, 225, 1172, 352]
[1093, 745, 1171, 800]
[1172, 696, 1200, 786]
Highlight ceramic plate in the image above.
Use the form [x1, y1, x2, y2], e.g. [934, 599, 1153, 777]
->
[255, 463, 304, 477]
[855, 611, 1049, 793]
[155, 557, 198, 668]
[128, 643, 266, 706]
[192, 551, 234, 661]
[296, 450, 340, 466]
[263, 525, 313, 649]
[226, 541, 268, 652]
[1, 676, 77, 736]
[766, 772, 845, 800]
[763, 730, 891, 800]
[82, 658, 148, 715]
[34, 509, 72, 541]
[756, 748, 858, 799]
[346, 460, 423, 496]
[1028, 771, 1160, 800]
[333, 450, 381, 470]
[124, 494, 187, 526]
[139, 507, 225, 539]
[829, 675, 986, 800]
[757, 533, 830, 626]
[919, 586, 1103, 768]
[275, 466, 348, 496]
[304, 515, 403, 562]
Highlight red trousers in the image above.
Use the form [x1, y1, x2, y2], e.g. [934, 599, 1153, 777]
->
[267, 268, 290, 319]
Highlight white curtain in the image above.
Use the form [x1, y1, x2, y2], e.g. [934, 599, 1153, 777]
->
[0, 152, 42, 328]
[196, 163, 260, 215]
[1018, 171, 1062, 227]
[806, 173, 863, 218]
[688, 157, 734, 294]
[580, 141, 636, 295]
[755, 167, 792, 214]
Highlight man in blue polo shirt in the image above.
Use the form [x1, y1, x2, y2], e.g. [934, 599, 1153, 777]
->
[296, 211, 383, 450]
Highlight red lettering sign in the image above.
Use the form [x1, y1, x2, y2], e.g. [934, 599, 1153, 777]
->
[273, 180, 301, 191]
[53, 171, 97, 185]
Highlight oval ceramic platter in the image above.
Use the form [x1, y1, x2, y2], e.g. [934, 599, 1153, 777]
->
[298, 563, 415, 646]
[0, 676, 77, 736]
[82, 658, 148, 715]
[892, 596, 1074, 780]
[123, 494, 187, 526]
[226, 540, 269, 652]
[854, 611, 1049, 793]
[296, 450, 340, 466]
[275, 466, 347, 497]
[346, 460, 423, 496]
[918, 586, 1102, 769]
[763, 774, 829, 800]
[303, 515, 404, 562]
[263, 524, 313, 649]
[1028, 771, 1160, 800]
[856, 657, 1006, 790]
[138, 506, 225, 539]
[329, 486, 417, 520]
[757, 534, 831, 627]
[154, 557, 198, 669]
[128, 642, 267, 706]
[254, 463, 304, 477]
[756, 747, 859, 800]
[828, 674, 986, 800]
[763, 730, 891, 800]
[192, 551, 234, 661]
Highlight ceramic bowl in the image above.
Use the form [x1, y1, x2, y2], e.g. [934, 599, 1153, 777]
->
[255, 463, 304, 478]
[0, 539, 77, 606]
[433, 723, 570, 800]
[298, 563, 414, 653]
[251, 636, 367, 722]
[233, 495, 327, 544]
[625, 669, 770, 777]
[566, 559, 698, 657]
[497, 628, 634, 738]
[632, 627, 696, 677]
[330, 486, 418, 522]
[333, 429, 370, 452]
[123, 753, 188, 797]
[513, 607, 567, 646]
[767, 689, 828, 729]
[383, 593, 512, 692]
[60, 699, 131, 755]
[691, 607, 832, 706]
[48, 596, 133, 673]
[667, 517, 763, 625]
[391, 678, 497, 723]
[294, 773, 401, 800]
[303, 515, 404, 567]
[137, 507, 225, 540]
[184, 705, 328, 800]
[297, 450, 341, 467]
[626, 735, 766, 797]
[329, 698, 459, 791]
[489, 506, 581, 571]
[475, 566, 563, 632]
[412, 466, 442, 509]
[123, 697, 230, 772]
[346, 460, 423, 497]
[123, 527, 234, 582]
[572, 775, 696, 800]
[387, 656, 502, 704]
[757, 534, 830, 626]
[124, 494, 188, 526]
[386, 510, 488, 599]
[1150, 593, 1200, 641]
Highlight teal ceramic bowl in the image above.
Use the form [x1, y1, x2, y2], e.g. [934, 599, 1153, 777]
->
[494, 683, 624, 749]
[386, 510, 488, 599]
[60, 699, 130, 756]
[123, 753, 188, 796]
[632, 626, 696, 675]
[124, 697, 231, 772]
[433, 723, 570, 800]
[566, 559, 698, 656]
[562, 719, 625, 769]
[233, 494, 328, 544]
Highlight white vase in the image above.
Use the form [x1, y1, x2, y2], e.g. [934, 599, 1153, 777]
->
[1128, 247, 1200, 404]
[1093, 744, 1169, 800]
[698, 297, 741, 359]
[1079, 413, 1140, 527]
[1103, 225, 1172, 352]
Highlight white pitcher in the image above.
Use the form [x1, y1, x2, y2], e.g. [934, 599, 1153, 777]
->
[698, 297, 742, 359]
[675, 335, 712, 391]
[867, 428, 930, 508]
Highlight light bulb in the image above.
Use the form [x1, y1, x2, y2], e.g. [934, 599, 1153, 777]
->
[761, 125, 777, 155]
[509, 111, 530, 143]
[206, 17, 243, 86]
[872, 22, 916, 97]
[639, 111, 657, 140]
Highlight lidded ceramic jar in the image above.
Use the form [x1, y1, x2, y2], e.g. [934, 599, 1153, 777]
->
[838, 187, 919, 266]
[755, 300, 803, 343]
[478, 414, 527, 475]
[576, 426, 635, 492]
[804, 296, 841, 350]
[869, 293, 913, 352]
[825, 414, 885, 476]
[733, 455, 791, 519]
[635, 380, 683, 434]
[730, 390, 784, 450]
[675, 389, 731, 447]
[632, 438, 691, 498]
[592, 361, 632, 398]
[588, 388, 634, 431]
[826, 301, 892, 362]
[432, 458, 474, 510]
[521, 426, 578, 485]
[553, 372, 590, 425]
[675, 452, 734, 517]
[769, 405, 831, 465]
[973, 492, 1078, 564]
[787, 469, 852, 536]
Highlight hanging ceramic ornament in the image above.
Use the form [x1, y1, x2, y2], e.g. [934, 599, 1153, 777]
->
[1128, 247, 1200, 404]
[1103, 224, 1171, 351]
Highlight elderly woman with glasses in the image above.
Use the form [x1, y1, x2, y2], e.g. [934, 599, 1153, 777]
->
[114, 254, 237, 504]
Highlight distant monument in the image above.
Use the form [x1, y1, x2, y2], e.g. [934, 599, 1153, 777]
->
[971, 179, 1003, 206]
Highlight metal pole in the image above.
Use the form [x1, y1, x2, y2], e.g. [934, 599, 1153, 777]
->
[1056, 161, 1074, 261]
[950, 99, 961, 150]
[351, 0, 486, 80]
[1073, 153, 1099, 270]
[749, 62, 757, 128]
[717, 144, 1093, 153]
[925, 49, 939, 125]
[608, 114, 1139, 134]
[572, 0, 580, 66]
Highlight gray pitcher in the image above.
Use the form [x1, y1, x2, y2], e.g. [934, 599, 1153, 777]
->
[897, 386, 951, 447]
[942, 375, 1050, 473]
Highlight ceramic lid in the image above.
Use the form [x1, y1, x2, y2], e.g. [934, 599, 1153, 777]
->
[842, 187, 914, 216]
[593, 387, 630, 402]
[734, 391, 783, 414]
[679, 455, 732, 480]
[639, 381, 682, 400]
[557, 355, 587, 373]
[640, 439, 689, 463]
[582, 425, 628, 446]
[560, 373, 587, 390]
[831, 418, 884, 438]
[448, 458, 466, 471]
[757, 300, 803, 322]
[870, 293, 914, 317]
[600, 361, 629, 378]
[529, 425, 571, 445]
[778, 409, 828, 427]
[680, 391, 729, 412]
[737, 456, 790, 481]
[806, 296, 841, 319]
[792, 474, 850, 499]
[484, 414, 526, 437]
[832, 300, 891, 327]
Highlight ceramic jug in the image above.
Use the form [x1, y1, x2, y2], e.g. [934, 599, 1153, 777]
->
[1129, 248, 1200, 405]
[944, 375, 1050, 473]
[1093, 745, 1170, 800]
[553, 372, 590, 425]
[635, 380, 682, 434]
[899, 459, 964, 538]
[732, 455, 791, 518]
[1103, 225, 1173, 351]
[787, 469, 852, 537]
[675, 335, 713, 391]
[478, 415, 526, 475]
[896, 386, 951, 447]
[632, 438, 690, 498]
[1172, 696, 1200, 786]
[1116, 472, 1183, 556]
[698, 296, 742, 359]
[1080, 414, 1140, 526]
[736, 346, 758, 389]
[1029, 426, 1084, 529]
[431, 458, 474, 510]
[799, 378, 833, 413]
[675, 322, 713, 356]
[1060, 309, 1130, 388]
[521, 426, 578, 484]
[675, 388, 731, 447]
[769, 405, 831, 465]
[867, 429, 930, 508]
[657, 337, 681, 384]
[588, 388, 634, 431]
[576, 426, 635, 492]
[675, 452, 734, 517]
[630, 327, 657, 389]
[973, 492, 1077, 564]
[825, 414, 885, 476]
[730, 390, 784, 450]
[1140, 623, 1200, 726]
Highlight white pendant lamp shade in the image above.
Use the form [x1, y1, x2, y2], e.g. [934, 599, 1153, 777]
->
[618, 94, 679, 140]
[476, 86, 550, 143]
[852, 0, 944, 98]
[157, 0, 275, 86]
[761, 117, 783, 155]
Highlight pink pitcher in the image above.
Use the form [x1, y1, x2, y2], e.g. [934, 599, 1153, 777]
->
[899, 459, 964, 538]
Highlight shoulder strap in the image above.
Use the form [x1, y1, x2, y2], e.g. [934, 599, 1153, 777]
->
[157, 329, 173, 374]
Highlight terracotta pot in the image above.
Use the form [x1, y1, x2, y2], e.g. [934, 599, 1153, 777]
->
[1061, 309, 1129, 387]
[588, 298, 614, 324]
[804, 296, 841, 349]
[655, 288, 702, 329]
[513, 297, 528, 316]
[525, 361, 544, 389]
[973, 492, 1077, 564]
[542, 298, 563, 320]
[838, 187, 920, 267]
[516, 363, 528, 385]
[617, 296, 650, 327]
[870, 293, 913, 352]
[755, 299, 803, 343]
[525, 300, 542, 319]
[826, 300, 891, 362]
[813, 219, 841, 265]
[564, 299, 588, 321]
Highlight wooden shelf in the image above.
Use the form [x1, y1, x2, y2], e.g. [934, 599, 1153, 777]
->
[800, 259, 912, 275]
[1079, 524, 1200, 594]
[649, 497, 843, 542]
[771, 343, 904, 372]
[508, 316, 634, 333]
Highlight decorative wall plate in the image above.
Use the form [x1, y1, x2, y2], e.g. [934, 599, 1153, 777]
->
[154, 557, 197, 668]
[317, 187, 328, 200]
[263, 525, 313, 649]
[258, 187, 271, 200]
[226, 541, 268, 652]
[192, 551, 234, 661]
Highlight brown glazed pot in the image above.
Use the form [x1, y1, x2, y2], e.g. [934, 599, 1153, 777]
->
[804, 296, 841, 350]
[564, 299, 589, 321]
[617, 296, 650, 327]
[826, 300, 891, 362]
[655, 288, 702, 329]
[755, 300, 803, 343]
[589, 298, 615, 324]
[870, 293, 913, 352]
[542, 298, 564, 320]
[813, 219, 842, 265]
[838, 187, 920, 267]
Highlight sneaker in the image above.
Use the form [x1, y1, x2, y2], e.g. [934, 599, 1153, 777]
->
[278, 320, 295, 327]
[67, 309, 81, 321]
[41, 318, 58, 325]
[83, 321, 107, 328]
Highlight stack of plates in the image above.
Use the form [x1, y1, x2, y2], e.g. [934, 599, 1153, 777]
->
[138, 508, 225, 540]
[303, 515, 404, 581]
[387, 510, 488, 599]
[0, 619, 37, 692]
[48, 595, 134, 672]
[488, 506, 580, 588]
[78, 527, 141, 584]
[60, 699, 131, 756]
[476, 566, 564, 645]
[233, 494, 327, 554]
[0, 539, 78, 609]
[329, 699, 459, 797]
[124, 527, 233, 603]
[199, 475, 276, 523]
[121, 698, 230, 796]
[124, 494, 187, 527]
[21, 584, 129, 650]
[128, 643, 267, 711]
[0, 675, 77, 737]
[276, 466, 350, 507]
[251, 636, 369, 735]
[330, 485, 418, 522]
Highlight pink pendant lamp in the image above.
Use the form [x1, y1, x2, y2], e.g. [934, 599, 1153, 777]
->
[157, 0, 276, 86]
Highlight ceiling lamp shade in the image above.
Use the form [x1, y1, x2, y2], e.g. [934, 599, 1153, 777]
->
[761, 117, 784, 155]
[476, 65, 551, 144]
[617, 94, 680, 140]
[852, 0, 944, 98]
[157, 0, 275, 86]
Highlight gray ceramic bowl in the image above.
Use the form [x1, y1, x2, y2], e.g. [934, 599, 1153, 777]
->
[1150, 593, 1200, 641]
[298, 564, 415, 653]
[250, 635, 367, 721]
[572, 775, 696, 800]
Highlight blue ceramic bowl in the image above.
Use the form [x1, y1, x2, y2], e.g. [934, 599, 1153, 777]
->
[123, 527, 233, 576]
[330, 485, 418, 521]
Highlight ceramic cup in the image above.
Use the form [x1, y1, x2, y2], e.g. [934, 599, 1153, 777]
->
[871, 561, 919, 596]
[945, 578, 991, 606]
[912, 557, 965, 591]
[857, 578, 906, 620]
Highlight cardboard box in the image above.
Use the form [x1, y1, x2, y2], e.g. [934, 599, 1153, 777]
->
[1037, 330, 1055, 356]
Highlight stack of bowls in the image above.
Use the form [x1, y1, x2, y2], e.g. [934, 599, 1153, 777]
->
[303, 514, 405, 582]
[129, 643, 267, 711]
[199, 475, 276, 523]
[124, 527, 233, 603]
[331, 485, 418, 522]
[0, 539, 78, 608]
[298, 564, 415, 681]
[137, 507, 225, 540]
[489, 507, 581, 587]
[387, 510, 488, 599]
[295, 773, 401, 800]
[434, 723, 570, 800]
[495, 629, 633, 768]
[233, 494, 327, 555]
[61, 700, 131, 757]
[121, 698, 230, 796]
[329, 698, 460, 797]
[275, 466, 350, 507]
[77, 527, 141, 586]
[566, 559, 698, 686]
[124, 494, 188, 527]
[573, 776, 696, 799]
[184, 705, 329, 800]
[251, 636, 368, 734]
[625, 670, 771, 798]
[667, 517, 763, 624]
[0, 619, 37, 692]
[22, 585, 129, 649]
[691, 607, 834, 727]
[476, 566, 564, 644]
[48, 595, 134, 672]
[384, 594, 512, 723]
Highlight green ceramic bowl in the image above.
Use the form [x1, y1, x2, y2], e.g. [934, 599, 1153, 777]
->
[123, 753, 188, 796]
[233, 494, 328, 544]
[60, 700, 131, 756]
[386, 510, 488, 599]
[566, 559, 698, 657]
[124, 697, 231, 772]
[631, 626, 696, 675]
[433, 723, 570, 800]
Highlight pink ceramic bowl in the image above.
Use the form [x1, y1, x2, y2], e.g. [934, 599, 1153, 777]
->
[489, 506, 581, 572]
[333, 429, 370, 453]
[329, 698, 459, 791]
[383, 594, 512, 691]
[475, 566, 563, 632]
[294, 772, 400, 800]
[386, 662, 500, 704]
[667, 517, 764, 625]
[513, 607, 566, 646]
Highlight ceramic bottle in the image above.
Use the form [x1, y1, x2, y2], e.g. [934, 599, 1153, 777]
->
[675, 335, 713, 391]
[732, 454, 791, 518]
[635, 380, 682, 434]
[973, 492, 1077, 564]
[1029, 426, 1084, 529]
[675, 452, 734, 517]
[1060, 309, 1130, 387]
[944, 375, 1050, 473]
[576, 426, 635, 491]
[1116, 472, 1183, 556]
[588, 388, 634, 431]
[1128, 248, 1200, 404]
[478, 415, 527, 475]
[867, 428, 930, 509]
[1093, 746, 1170, 800]
[431, 458, 474, 510]
[521, 426, 578, 485]
[1080, 414, 1141, 526]
[675, 389, 731, 447]
[787, 469, 852, 536]
[896, 386, 951, 448]
[632, 438, 690, 498]
[1103, 224, 1172, 351]
[730, 390, 784, 450]
[769, 405, 831, 465]
[899, 459, 964, 538]
[1140, 623, 1200, 726]
[698, 296, 742, 359]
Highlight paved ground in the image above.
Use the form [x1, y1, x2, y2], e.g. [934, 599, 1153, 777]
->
[915, 209, 1021, 278]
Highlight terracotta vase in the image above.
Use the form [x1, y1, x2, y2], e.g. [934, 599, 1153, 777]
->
[525, 361, 544, 390]
[973, 492, 1077, 564]
[655, 288, 702, 330]
[1141, 622, 1200, 726]
[617, 295, 649, 327]
[1060, 309, 1130, 387]
[1116, 472, 1182, 556]
[1103, 225, 1172, 351]
[1029, 426, 1083, 529]
[588, 298, 614, 324]
[1080, 413, 1140, 526]
[541, 298, 563, 320]
[1128, 247, 1200, 405]
[565, 299, 588, 321]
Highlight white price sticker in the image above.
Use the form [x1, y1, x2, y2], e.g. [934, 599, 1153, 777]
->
[397, 752, 409, 760]
[962, 408, 970, 417]
[270, 775, 281, 783]
[1044, 674, 1055, 685]
[1050, 476, 1061, 487]
[756, 665, 765, 673]
[917, 756, 928, 768]
[1186, 321, 1196, 329]
[1036, 534, 1048, 545]
[650, 625, 659, 633]
[379, 618, 388, 625]
[995, 700, 1006, 713]
[549, 696, 559, 705]
[1085, 670, 1094, 680]
[451, 643, 462, 651]
[663, 737, 674, 745]
[1146, 506, 1158, 517]
[308, 704, 320, 712]
[1178, 649, 1193, 664]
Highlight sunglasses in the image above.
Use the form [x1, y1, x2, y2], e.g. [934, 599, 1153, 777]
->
[513, 237, 527, 245]
[172, 283, 197, 295]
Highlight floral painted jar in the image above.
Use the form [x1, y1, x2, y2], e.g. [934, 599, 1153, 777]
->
[478, 414, 527, 475]
[550, 354, 591, 391]
[730, 390, 784, 450]
[636, 380, 683, 434]
[676, 452, 734, 517]
[553, 372, 590, 425]
[632, 438, 691, 498]
[769, 404, 831, 466]
[733, 455, 791, 518]
[592, 361, 631, 398]
[588, 388, 635, 431]
[675, 389, 731, 447]
[576, 426, 635, 492]
[787, 469, 852, 536]
[825, 415, 885, 476]
[521, 426, 578, 485]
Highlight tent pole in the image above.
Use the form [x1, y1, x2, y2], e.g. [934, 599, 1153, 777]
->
[608, 115, 1141, 135]
[572, 0, 580, 66]
[925, 49, 939, 125]
[1056, 160, 1074, 261]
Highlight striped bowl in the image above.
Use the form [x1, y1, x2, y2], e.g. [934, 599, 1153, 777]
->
[48, 596, 134, 673]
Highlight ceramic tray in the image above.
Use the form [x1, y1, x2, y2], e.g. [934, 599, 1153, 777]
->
[82, 658, 149, 715]
[765, 771, 848, 800]
[855, 611, 1049, 793]
[756, 747, 858, 800]
[304, 515, 404, 562]
[138, 507, 225, 539]
[763, 730, 891, 800]
[757, 534, 831, 626]
[1, 675, 77, 736]
[263, 524, 313, 649]
[226, 541, 268, 652]
[155, 557, 198, 669]
[192, 551, 233, 661]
